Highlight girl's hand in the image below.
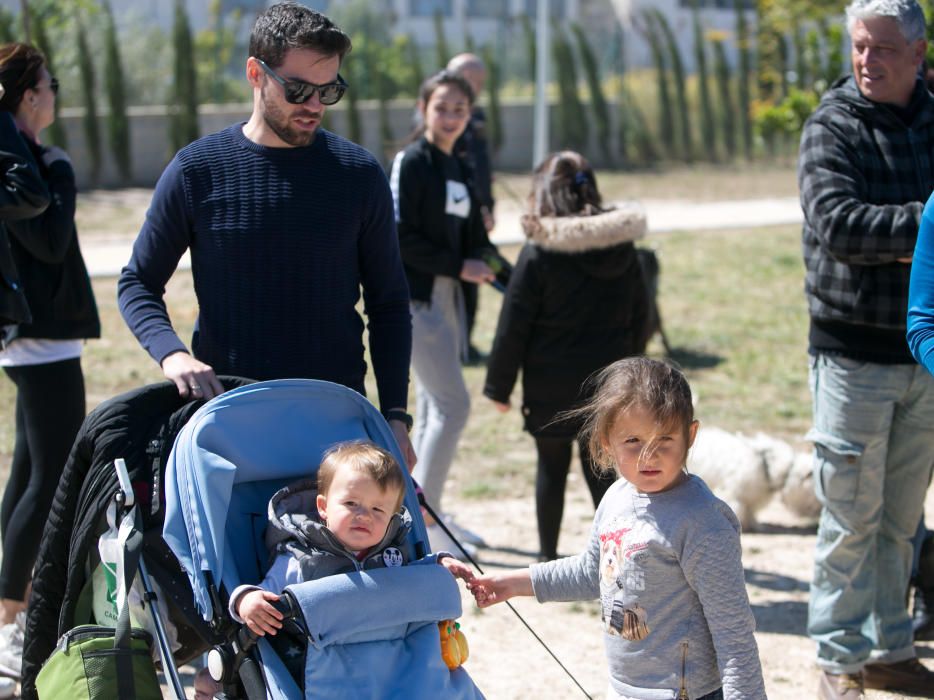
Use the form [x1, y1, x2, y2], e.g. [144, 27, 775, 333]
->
[467, 569, 534, 608]
[440, 555, 476, 583]
[238, 590, 284, 637]
[490, 399, 510, 413]
[460, 259, 495, 284]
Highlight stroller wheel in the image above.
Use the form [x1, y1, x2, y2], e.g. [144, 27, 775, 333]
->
[208, 646, 230, 683]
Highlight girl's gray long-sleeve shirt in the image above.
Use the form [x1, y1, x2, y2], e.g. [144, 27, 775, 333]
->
[530, 475, 766, 700]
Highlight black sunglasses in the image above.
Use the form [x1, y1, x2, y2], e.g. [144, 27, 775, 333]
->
[254, 58, 347, 106]
[46, 77, 59, 95]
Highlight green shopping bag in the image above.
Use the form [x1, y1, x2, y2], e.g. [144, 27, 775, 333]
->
[36, 504, 162, 699]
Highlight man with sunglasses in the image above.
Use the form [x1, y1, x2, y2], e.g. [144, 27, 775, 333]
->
[118, 3, 415, 467]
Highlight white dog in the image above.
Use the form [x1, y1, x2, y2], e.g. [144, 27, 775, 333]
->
[686, 427, 820, 532]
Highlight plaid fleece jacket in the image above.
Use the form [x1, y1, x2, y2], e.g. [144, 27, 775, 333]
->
[799, 76, 934, 330]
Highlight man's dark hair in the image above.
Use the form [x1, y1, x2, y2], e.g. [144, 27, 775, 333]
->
[249, 2, 352, 68]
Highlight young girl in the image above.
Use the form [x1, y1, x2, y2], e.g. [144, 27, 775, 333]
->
[469, 358, 766, 700]
[483, 151, 648, 561]
[389, 70, 496, 554]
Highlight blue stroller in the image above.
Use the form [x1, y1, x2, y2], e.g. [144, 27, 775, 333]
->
[161, 379, 485, 699]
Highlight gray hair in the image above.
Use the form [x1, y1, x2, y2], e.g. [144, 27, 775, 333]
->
[845, 0, 927, 43]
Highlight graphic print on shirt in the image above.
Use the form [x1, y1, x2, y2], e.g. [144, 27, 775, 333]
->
[383, 547, 404, 567]
[445, 180, 471, 218]
[599, 516, 651, 641]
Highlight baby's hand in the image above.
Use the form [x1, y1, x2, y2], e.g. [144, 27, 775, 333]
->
[238, 590, 284, 637]
[440, 555, 476, 583]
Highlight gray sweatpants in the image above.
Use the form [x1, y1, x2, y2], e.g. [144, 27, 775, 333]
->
[411, 276, 471, 513]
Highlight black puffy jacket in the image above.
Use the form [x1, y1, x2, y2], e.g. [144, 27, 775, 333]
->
[483, 207, 649, 437]
[22, 377, 253, 699]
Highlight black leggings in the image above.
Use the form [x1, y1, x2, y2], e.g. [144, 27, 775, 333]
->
[1, 357, 85, 600]
[534, 434, 616, 560]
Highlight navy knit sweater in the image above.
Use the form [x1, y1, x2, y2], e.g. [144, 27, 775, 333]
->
[118, 124, 412, 412]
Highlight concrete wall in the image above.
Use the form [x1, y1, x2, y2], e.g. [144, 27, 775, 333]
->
[57, 98, 623, 190]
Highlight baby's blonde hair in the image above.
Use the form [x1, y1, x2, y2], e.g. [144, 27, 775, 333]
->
[317, 441, 406, 512]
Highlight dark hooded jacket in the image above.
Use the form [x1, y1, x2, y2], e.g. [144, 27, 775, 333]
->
[483, 206, 649, 437]
[3, 134, 99, 345]
[0, 111, 49, 330]
[799, 75, 934, 361]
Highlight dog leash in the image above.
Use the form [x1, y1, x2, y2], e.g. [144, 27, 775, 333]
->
[417, 491, 594, 700]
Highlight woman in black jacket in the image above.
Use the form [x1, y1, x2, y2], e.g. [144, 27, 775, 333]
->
[0, 105, 49, 331]
[389, 70, 495, 555]
[0, 44, 99, 655]
[483, 151, 648, 561]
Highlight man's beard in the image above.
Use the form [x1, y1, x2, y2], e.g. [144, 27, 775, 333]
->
[261, 84, 321, 147]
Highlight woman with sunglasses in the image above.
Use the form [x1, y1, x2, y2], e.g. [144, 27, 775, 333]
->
[389, 70, 497, 556]
[0, 42, 98, 675]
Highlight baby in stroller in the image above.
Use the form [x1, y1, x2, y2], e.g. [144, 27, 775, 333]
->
[162, 378, 486, 699]
[230, 441, 474, 638]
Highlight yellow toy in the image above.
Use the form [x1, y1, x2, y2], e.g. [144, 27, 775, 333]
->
[439, 619, 469, 670]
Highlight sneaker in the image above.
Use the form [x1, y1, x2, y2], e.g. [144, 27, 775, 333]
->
[442, 514, 487, 547]
[427, 524, 477, 560]
[864, 658, 934, 697]
[818, 670, 864, 700]
[0, 677, 14, 699]
[0, 612, 24, 679]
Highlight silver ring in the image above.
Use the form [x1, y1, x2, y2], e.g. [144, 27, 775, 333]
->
[190, 384, 201, 392]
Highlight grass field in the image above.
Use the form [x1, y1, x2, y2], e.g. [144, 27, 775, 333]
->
[1, 165, 809, 501]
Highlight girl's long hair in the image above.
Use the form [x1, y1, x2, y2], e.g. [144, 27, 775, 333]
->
[528, 150, 603, 217]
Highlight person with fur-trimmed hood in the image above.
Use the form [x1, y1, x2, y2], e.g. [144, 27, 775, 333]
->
[483, 151, 648, 562]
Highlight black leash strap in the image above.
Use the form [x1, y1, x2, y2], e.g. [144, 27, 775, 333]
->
[417, 492, 593, 700]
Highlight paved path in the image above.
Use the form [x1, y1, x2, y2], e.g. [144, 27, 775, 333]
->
[81, 194, 803, 278]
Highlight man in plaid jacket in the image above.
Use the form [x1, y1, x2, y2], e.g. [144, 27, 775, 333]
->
[799, 1, 934, 698]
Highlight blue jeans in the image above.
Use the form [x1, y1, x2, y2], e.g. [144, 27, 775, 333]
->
[807, 354, 934, 673]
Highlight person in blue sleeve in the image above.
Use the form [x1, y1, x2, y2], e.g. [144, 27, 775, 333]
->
[116, 3, 415, 468]
[906, 189, 934, 646]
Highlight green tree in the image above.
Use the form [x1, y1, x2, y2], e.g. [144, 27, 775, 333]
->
[103, 1, 131, 179]
[571, 23, 611, 163]
[712, 38, 736, 159]
[735, 0, 753, 159]
[343, 57, 362, 145]
[31, 12, 66, 147]
[692, 2, 716, 161]
[76, 16, 100, 185]
[482, 44, 503, 154]
[793, 20, 807, 88]
[433, 10, 449, 69]
[405, 35, 424, 96]
[195, 0, 243, 103]
[805, 27, 822, 91]
[824, 23, 845, 86]
[640, 12, 674, 159]
[653, 9, 692, 162]
[551, 24, 587, 152]
[170, 0, 199, 151]
[0, 8, 15, 42]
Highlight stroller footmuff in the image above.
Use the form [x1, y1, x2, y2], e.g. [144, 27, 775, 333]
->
[163, 379, 485, 699]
